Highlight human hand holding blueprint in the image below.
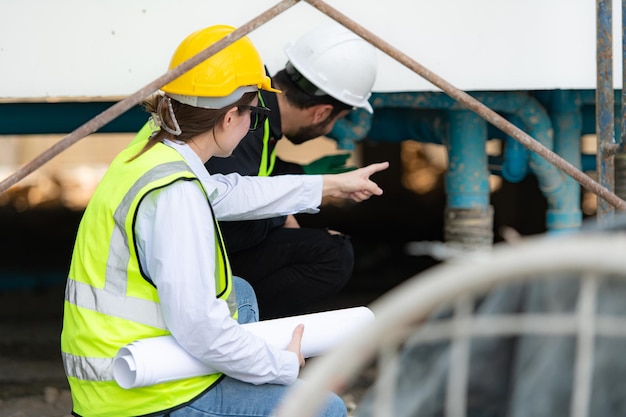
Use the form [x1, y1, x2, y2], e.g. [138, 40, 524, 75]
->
[113, 306, 374, 388]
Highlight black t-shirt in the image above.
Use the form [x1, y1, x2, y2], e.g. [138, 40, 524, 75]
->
[204, 88, 302, 253]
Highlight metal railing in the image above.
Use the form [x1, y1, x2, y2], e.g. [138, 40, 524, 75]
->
[274, 227, 626, 417]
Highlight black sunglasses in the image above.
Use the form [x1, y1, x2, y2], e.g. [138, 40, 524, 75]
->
[239, 105, 271, 131]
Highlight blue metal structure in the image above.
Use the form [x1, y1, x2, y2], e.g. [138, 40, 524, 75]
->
[327, 89, 620, 245]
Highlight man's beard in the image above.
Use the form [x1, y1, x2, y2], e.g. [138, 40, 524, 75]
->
[285, 118, 334, 144]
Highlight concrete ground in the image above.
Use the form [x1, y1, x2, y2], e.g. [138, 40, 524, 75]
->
[0, 285, 71, 417]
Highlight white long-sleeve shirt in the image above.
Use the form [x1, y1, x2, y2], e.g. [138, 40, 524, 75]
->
[135, 140, 323, 385]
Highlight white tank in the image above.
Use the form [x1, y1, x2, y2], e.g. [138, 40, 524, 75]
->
[0, 0, 622, 100]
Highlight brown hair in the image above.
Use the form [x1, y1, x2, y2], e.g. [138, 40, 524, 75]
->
[129, 91, 257, 160]
[273, 68, 351, 119]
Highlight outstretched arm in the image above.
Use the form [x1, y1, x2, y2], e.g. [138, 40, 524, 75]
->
[321, 161, 389, 202]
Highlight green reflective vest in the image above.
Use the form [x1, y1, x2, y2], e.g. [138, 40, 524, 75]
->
[257, 92, 276, 176]
[61, 141, 236, 416]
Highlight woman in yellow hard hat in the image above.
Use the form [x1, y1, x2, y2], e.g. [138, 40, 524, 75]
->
[60, 24, 388, 417]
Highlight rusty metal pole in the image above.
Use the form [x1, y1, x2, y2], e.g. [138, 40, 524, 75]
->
[0, 0, 300, 195]
[304, 0, 626, 211]
[616, 0, 626, 203]
[596, 0, 617, 222]
[623, 0, 626, 154]
[622, 0, 626, 156]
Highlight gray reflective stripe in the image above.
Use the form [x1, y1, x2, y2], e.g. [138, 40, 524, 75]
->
[65, 278, 166, 329]
[63, 351, 114, 382]
[67, 161, 191, 329]
[105, 161, 191, 296]
[227, 292, 237, 314]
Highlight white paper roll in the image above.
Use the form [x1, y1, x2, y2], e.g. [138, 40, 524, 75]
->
[113, 306, 374, 389]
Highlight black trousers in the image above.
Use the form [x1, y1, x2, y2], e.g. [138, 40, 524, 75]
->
[222, 224, 354, 319]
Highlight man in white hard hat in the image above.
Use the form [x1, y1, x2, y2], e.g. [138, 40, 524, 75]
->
[206, 23, 378, 319]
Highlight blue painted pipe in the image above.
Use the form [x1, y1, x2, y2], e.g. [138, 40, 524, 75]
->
[544, 90, 584, 232]
[501, 116, 530, 183]
[361, 91, 571, 231]
[328, 89, 622, 231]
[445, 110, 490, 209]
[351, 107, 446, 145]
[328, 108, 373, 150]
[582, 154, 596, 171]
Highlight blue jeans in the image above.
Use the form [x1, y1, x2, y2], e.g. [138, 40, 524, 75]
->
[234, 275, 260, 325]
[170, 276, 347, 417]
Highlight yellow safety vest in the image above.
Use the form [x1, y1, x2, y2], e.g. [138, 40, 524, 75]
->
[129, 119, 156, 147]
[61, 141, 236, 416]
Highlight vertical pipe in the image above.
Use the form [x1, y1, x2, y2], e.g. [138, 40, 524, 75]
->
[445, 111, 490, 209]
[444, 110, 493, 250]
[501, 116, 530, 183]
[616, 0, 626, 201]
[596, 0, 616, 221]
[623, 0, 626, 152]
[550, 90, 584, 233]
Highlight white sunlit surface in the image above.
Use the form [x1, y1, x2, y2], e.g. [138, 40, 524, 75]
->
[1, 0, 623, 100]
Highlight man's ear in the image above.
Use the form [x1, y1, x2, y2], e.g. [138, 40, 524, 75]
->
[312, 104, 333, 124]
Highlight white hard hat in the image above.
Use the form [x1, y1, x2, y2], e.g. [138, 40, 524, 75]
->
[284, 24, 378, 113]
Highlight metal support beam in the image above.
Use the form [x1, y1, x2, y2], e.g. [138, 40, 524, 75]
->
[596, 0, 617, 221]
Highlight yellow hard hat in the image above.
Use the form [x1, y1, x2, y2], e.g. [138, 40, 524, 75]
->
[162, 25, 279, 108]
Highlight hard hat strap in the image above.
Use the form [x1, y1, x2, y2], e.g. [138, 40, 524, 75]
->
[285, 62, 326, 97]
[154, 96, 182, 136]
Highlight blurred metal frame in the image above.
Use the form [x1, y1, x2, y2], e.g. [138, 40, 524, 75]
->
[273, 229, 626, 417]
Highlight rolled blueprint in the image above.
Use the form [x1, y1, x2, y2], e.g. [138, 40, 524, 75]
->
[114, 306, 374, 389]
